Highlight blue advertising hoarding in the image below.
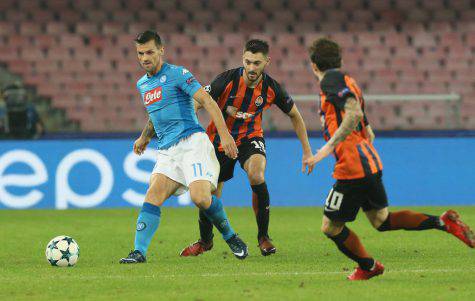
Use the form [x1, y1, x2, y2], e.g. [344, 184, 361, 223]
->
[0, 137, 474, 209]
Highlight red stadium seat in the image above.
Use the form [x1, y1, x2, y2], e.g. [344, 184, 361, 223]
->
[6, 10, 29, 22]
[222, 33, 246, 49]
[72, 0, 95, 10]
[75, 23, 100, 35]
[0, 22, 16, 37]
[8, 36, 33, 48]
[112, 11, 137, 23]
[20, 22, 43, 35]
[31, 10, 56, 22]
[298, 10, 322, 22]
[57, 10, 83, 24]
[0, 46, 19, 61]
[83, 10, 109, 22]
[99, 0, 123, 10]
[46, 22, 69, 35]
[0, 0, 17, 11]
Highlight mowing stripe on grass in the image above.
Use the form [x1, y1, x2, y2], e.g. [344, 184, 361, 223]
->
[0, 268, 473, 282]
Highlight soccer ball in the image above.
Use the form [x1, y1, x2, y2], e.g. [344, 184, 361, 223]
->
[45, 235, 80, 267]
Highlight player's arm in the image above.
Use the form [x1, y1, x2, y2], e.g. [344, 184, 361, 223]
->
[273, 82, 314, 174]
[287, 105, 315, 175]
[305, 97, 363, 165]
[133, 118, 155, 155]
[193, 88, 238, 159]
[366, 124, 375, 143]
[194, 99, 203, 112]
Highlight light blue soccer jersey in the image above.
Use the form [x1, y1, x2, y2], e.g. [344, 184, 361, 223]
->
[136, 63, 204, 149]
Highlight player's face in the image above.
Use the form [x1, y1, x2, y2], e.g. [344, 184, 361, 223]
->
[136, 40, 164, 74]
[242, 51, 269, 83]
[311, 63, 321, 79]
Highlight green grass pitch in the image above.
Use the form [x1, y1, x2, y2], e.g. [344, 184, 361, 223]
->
[1, 206, 474, 300]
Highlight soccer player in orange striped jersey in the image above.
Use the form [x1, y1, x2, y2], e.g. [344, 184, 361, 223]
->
[305, 38, 474, 280]
[180, 39, 315, 257]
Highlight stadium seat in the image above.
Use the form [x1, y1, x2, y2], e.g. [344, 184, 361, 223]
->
[0, 0, 473, 132]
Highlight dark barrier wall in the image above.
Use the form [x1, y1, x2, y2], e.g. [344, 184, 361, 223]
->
[0, 137, 473, 209]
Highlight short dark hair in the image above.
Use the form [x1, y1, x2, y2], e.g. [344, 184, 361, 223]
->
[308, 38, 342, 72]
[244, 39, 269, 56]
[135, 30, 162, 47]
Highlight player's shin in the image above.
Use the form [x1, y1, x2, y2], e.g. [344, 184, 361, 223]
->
[327, 226, 375, 271]
[251, 182, 270, 239]
[377, 210, 445, 231]
[199, 209, 214, 243]
[202, 196, 235, 240]
[134, 202, 161, 256]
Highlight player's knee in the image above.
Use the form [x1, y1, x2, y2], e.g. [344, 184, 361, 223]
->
[375, 214, 391, 231]
[247, 170, 265, 185]
[321, 221, 344, 237]
[189, 190, 211, 209]
[144, 188, 167, 206]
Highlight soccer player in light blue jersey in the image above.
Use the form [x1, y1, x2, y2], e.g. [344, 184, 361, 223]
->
[120, 30, 248, 263]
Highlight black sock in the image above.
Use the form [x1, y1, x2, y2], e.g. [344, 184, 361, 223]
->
[198, 209, 214, 243]
[328, 226, 375, 271]
[251, 182, 270, 239]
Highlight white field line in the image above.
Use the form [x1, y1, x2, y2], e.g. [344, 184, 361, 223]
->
[0, 268, 473, 281]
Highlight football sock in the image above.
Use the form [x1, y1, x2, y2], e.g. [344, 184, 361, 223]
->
[134, 202, 161, 256]
[377, 210, 446, 231]
[328, 226, 375, 271]
[198, 209, 214, 243]
[203, 195, 235, 241]
[251, 182, 270, 239]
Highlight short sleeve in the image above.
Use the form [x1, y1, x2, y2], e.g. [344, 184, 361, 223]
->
[273, 82, 294, 114]
[177, 67, 202, 97]
[205, 69, 236, 100]
[320, 71, 355, 110]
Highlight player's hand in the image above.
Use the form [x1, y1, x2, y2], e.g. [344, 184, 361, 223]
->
[220, 132, 238, 159]
[133, 136, 150, 155]
[304, 144, 334, 166]
[302, 151, 316, 175]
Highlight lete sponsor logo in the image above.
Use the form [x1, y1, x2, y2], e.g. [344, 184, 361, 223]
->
[143, 87, 163, 106]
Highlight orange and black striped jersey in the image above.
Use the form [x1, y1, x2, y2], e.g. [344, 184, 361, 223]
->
[206, 67, 294, 149]
[319, 69, 383, 180]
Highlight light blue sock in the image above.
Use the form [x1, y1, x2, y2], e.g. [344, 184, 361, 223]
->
[134, 202, 161, 256]
[203, 196, 235, 241]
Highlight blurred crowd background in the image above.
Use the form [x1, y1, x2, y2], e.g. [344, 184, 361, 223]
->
[0, 0, 473, 138]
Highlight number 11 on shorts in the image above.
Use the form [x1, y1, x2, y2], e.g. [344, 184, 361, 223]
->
[192, 163, 203, 177]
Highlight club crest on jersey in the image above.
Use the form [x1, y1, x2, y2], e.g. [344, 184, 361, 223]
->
[255, 95, 264, 107]
[182, 68, 189, 75]
[144, 87, 163, 106]
[160, 75, 167, 83]
[338, 87, 350, 98]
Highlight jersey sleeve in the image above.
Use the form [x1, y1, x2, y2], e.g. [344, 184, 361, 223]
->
[177, 67, 202, 97]
[273, 81, 294, 114]
[320, 71, 355, 110]
[205, 69, 235, 100]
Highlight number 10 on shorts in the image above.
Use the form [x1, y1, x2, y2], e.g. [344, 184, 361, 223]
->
[325, 189, 343, 212]
[192, 163, 203, 177]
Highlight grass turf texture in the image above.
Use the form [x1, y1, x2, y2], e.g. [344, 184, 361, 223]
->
[0, 206, 474, 301]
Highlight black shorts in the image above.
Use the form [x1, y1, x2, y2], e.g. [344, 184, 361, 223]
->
[323, 171, 388, 222]
[216, 137, 266, 182]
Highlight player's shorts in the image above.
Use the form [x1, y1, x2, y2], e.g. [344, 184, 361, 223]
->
[152, 132, 220, 196]
[215, 136, 266, 182]
[323, 171, 388, 222]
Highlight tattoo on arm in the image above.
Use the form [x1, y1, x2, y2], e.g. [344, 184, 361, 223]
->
[142, 119, 155, 139]
[328, 98, 363, 148]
